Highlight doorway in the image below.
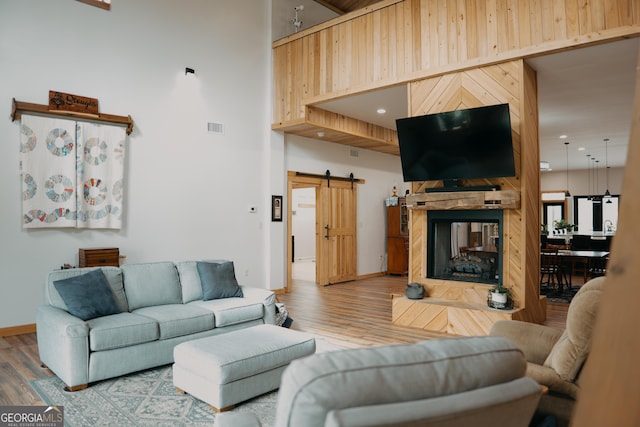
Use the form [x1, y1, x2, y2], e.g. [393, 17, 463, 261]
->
[291, 187, 316, 282]
[287, 171, 360, 290]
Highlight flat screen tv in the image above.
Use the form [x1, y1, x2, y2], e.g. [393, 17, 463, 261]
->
[396, 103, 516, 185]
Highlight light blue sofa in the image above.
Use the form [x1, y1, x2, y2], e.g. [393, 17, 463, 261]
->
[36, 260, 276, 390]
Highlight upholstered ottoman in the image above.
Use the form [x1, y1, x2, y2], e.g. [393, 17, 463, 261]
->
[173, 324, 316, 412]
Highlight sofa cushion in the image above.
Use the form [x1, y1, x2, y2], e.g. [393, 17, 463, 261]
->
[53, 269, 122, 321]
[276, 336, 527, 426]
[46, 267, 128, 313]
[176, 260, 228, 303]
[190, 298, 264, 327]
[87, 312, 159, 351]
[176, 261, 203, 303]
[121, 262, 182, 310]
[197, 261, 243, 300]
[132, 304, 215, 339]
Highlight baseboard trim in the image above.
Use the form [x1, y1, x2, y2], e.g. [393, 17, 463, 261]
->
[356, 272, 386, 281]
[0, 323, 36, 337]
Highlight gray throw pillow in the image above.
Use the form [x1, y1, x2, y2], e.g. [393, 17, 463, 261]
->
[197, 261, 244, 300]
[53, 269, 122, 321]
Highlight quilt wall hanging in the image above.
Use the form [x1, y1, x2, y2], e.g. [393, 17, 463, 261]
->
[20, 114, 126, 229]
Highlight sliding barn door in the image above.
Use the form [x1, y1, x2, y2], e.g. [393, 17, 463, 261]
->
[317, 179, 357, 285]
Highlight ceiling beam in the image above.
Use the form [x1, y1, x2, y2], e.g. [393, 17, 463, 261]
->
[313, 0, 347, 15]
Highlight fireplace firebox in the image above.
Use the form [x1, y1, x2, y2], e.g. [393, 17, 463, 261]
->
[427, 210, 503, 286]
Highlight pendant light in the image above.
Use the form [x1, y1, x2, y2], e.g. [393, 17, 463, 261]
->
[595, 159, 600, 200]
[564, 141, 571, 198]
[586, 154, 592, 201]
[603, 138, 612, 203]
[591, 157, 598, 201]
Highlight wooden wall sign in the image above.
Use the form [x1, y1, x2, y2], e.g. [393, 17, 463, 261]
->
[48, 91, 99, 116]
[76, 0, 111, 10]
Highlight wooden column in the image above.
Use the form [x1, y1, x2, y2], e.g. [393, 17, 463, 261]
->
[393, 59, 546, 336]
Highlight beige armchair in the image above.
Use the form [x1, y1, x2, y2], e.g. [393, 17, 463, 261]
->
[490, 276, 605, 426]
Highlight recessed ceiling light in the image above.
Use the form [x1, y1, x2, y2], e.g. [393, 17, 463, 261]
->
[578, 147, 585, 151]
[559, 135, 568, 139]
[376, 108, 387, 114]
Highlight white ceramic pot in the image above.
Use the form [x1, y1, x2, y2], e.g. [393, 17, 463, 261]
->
[491, 291, 508, 304]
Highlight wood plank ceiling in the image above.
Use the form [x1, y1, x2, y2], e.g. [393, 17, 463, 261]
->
[314, 0, 384, 14]
[277, 1, 400, 154]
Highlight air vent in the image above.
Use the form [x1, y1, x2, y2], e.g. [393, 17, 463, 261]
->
[207, 122, 225, 134]
[348, 148, 359, 158]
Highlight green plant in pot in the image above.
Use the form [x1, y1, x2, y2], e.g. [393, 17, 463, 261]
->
[488, 283, 512, 309]
[553, 219, 575, 233]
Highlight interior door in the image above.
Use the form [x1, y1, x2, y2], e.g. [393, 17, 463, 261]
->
[317, 179, 357, 285]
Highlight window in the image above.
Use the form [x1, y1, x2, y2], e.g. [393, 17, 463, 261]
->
[543, 203, 565, 233]
[541, 192, 567, 234]
[574, 196, 619, 233]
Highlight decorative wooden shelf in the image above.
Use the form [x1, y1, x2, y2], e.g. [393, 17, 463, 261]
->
[405, 190, 520, 211]
[392, 296, 523, 336]
[11, 98, 134, 135]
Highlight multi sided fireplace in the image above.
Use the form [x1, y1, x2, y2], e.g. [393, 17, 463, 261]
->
[427, 210, 504, 286]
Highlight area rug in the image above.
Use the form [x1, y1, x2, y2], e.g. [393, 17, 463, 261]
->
[29, 336, 344, 427]
[540, 284, 579, 303]
[30, 365, 277, 427]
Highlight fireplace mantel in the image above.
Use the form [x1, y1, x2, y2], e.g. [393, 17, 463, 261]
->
[406, 190, 520, 211]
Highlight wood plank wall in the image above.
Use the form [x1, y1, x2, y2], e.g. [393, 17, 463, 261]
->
[407, 60, 545, 325]
[571, 43, 640, 427]
[273, 0, 640, 125]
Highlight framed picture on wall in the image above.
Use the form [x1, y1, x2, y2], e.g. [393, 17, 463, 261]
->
[272, 195, 283, 222]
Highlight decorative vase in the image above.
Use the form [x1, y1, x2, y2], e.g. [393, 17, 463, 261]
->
[488, 290, 511, 309]
[491, 292, 508, 304]
[406, 282, 425, 299]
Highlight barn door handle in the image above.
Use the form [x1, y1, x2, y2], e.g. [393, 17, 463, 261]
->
[324, 225, 330, 240]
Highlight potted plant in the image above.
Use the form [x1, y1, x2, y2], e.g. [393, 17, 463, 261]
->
[553, 219, 575, 234]
[487, 284, 512, 309]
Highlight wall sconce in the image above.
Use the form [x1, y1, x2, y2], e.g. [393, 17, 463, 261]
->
[185, 67, 195, 76]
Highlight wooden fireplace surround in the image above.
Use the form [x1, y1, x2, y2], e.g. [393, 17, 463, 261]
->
[391, 61, 547, 336]
[392, 189, 529, 336]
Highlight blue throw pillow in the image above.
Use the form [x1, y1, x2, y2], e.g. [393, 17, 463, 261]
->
[53, 269, 121, 321]
[197, 261, 244, 300]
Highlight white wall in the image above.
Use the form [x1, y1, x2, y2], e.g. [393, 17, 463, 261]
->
[541, 166, 624, 221]
[541, 166, 624, 196]
[285, 134, 409, 275]
[0, 0, 272, 328]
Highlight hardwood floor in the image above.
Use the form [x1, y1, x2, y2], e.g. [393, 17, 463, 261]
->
[0, 273, 568, 406]
[0, 333, 49, 406]
[279, 274, 569, 347]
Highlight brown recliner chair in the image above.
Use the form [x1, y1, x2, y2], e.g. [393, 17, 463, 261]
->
[490, 276, 605, 427]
